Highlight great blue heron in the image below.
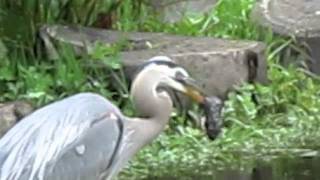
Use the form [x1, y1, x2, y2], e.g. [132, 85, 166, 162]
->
[0, 56, 209, 180]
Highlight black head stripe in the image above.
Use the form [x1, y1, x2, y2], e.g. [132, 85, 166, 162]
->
[140, 60, 178, 70]
[131, 59, 179, 82]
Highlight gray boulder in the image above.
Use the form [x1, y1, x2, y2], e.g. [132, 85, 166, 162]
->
[40, 25, 268, 99]
[0, 101, 33, 137]
[252, 0, 320, 74]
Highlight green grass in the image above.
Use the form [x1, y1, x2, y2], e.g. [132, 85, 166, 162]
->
[1, 0, 320, 179]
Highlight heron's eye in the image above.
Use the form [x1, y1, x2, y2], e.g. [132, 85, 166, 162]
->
[175, 71, 185, 79]
[174, 69, 190, 85]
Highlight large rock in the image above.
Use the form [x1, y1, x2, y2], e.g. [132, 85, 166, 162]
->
[40, 25, 268, 99]
[0, 101, 33, 137]
[149, 0, 218, 23]
[251, 0, 320, 74]
[252, 0, 320, 38]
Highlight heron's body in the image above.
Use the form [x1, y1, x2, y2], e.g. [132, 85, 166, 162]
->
[0, 56, 205, 180]
[0, 93, 123, 180]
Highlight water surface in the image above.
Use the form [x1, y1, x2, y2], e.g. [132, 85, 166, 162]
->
[145, 154, 320, 180]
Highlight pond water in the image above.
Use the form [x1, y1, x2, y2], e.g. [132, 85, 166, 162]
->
[145, 154, 320, 180]
[214, 155, 320, 180]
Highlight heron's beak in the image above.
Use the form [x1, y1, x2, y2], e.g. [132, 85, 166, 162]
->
[174, 76, 206, 104]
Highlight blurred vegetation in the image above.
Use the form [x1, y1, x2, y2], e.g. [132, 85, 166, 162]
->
[1, 0, 320, 179]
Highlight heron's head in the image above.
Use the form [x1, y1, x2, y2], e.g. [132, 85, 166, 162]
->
[131, 56, 223, 140]
[132, 56, 206, 105]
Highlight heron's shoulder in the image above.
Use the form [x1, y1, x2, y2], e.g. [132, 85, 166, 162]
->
[50, 92, 121, 115]
[20, 92, 122, 123]
[57, 92, 116, 108]
[66, 92, 108, 101]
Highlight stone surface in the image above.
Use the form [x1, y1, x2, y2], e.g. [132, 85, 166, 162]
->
[252, 0, 320, 38]
[40, 25, 268, 99]
[252, 0, 320, 74]
[0, 101, 33, 137]
[305, 38, 320, 73]
[149, 0, 217, 23]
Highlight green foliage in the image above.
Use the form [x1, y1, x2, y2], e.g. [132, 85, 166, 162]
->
[0, 41, 126, 108]
[118, 0, 320, 179]
[118, 49, 320, 179]
[0, 0, 119, 37]
[136, 0, 257, 40]
[117, 45, 320, 179]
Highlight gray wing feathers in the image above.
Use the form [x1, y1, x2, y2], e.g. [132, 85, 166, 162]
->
[0, 150, 6, 167]
[46, 115, 121, 180]
[0, 93, 123, 180]
[0, 150, 6, 179]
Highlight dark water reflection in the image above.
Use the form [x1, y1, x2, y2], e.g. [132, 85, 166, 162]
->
[148, 155, 320, 180]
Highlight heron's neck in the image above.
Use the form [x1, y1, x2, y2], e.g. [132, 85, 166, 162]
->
[105, 72, 174, 179]
[129, 71, 173, 140]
